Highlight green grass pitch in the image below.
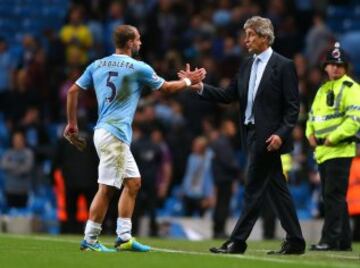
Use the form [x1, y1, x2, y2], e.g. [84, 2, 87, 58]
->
[0, 234, 359, 268]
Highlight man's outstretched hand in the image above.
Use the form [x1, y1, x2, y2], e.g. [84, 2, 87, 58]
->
[178, 63, 206, 90]
[63, 124, 87, 151]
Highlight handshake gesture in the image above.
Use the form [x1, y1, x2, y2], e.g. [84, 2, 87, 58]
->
[178, 63, 206, 90]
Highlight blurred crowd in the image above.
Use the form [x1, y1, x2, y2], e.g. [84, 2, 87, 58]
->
[0, 0, 359, 239]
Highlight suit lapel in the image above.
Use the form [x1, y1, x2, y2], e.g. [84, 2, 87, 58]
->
[254, 52, 277, 99]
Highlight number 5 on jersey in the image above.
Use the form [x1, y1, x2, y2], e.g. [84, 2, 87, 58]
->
[106, 71, 118, 103]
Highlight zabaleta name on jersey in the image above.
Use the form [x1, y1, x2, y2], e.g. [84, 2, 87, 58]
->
[96, 59, 135, 70]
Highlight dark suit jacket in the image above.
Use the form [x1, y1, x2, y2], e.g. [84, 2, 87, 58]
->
[200, 51, 299, 154]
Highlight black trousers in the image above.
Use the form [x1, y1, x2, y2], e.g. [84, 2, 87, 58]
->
[213, 181, 232, 236]
[230, 128, 304, 244]
[261, 194, 277, 239]
[319, 157, 352, 247]
[61, 187, 95, 234]
[132, 187, 158, 237]
[6, 193, 28, 208]
[183, 196, 206, 217]
[352, 215, 360, 241]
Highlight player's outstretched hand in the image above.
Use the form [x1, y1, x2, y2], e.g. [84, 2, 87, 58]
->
[63, 124, 87, 151]
[178, 63, 206, 84]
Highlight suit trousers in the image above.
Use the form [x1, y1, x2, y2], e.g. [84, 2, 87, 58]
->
[230, 128, 304, 244]
[318, 157, 352, 247]
[213, 181, 233, 236]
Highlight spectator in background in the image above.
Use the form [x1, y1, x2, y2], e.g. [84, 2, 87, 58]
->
[104, 1, 125, 54]
[0, 38, 15, 110]
[21, 34, 40, 68]
[59, 67, 83, 117]
[150, 127, 172, 206]
[1, 130, 34, 209]
[26, 47, 48, 106]
[166, 119, 192, 187]
[18, 107, 51, 164]
[60, 6, 93, 65]
[15, 106, 52, 189]
[181, 136, 214, 217]
[145, 0, 180, 56]
[287, 124, 311, 185]
[4, 69, 40, 126]
[305, 13, 333, 67]
[131, 125, 162, 237]
[210, 119, 239, 238]
[53, 116, 98, 233]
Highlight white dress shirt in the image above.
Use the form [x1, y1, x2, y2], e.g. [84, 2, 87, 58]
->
[244, 47, 273, 124]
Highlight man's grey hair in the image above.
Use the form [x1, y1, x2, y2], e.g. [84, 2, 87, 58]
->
[243, 16, 275, 45]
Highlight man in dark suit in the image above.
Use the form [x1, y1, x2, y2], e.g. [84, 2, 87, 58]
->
[179, 16, 305, 255]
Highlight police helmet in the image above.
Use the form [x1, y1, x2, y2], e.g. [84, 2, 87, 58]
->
[323, 42, 349, 68]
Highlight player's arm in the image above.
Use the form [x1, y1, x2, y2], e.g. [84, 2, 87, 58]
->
[64, 62, 93, 136]
[63, 63, 94, 151]
[65, 83, 81, 134]
[63, 83, 87, 151]
[159, 68, 206, 94]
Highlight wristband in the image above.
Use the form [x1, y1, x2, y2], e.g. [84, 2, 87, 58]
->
[183, 78, 192, 87]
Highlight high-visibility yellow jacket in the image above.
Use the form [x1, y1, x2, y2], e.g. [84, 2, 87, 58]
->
[306, 75, 360, 164]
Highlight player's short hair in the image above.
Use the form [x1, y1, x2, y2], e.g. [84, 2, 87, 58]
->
[244, 16, 275, 45]
[113, 25, 137, 48]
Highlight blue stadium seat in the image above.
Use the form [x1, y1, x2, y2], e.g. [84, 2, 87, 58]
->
[0, 0, 69, 53]
[327, 5, 352, 18]
[158, 196, 184, 217]
[342, 18, 360, 31]
[167, 221, 188, 239]
[231, 185, 244, 217]
[289, 183, 312, 220]
[0, 189, 5, 213]
[340, 31, 360, 76]
[326, 19, 340, 33]
[0, 19, 18, 32]
[46, 123, 62, 144]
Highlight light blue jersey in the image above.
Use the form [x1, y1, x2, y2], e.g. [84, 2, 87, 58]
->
[76, 54, 165, 144]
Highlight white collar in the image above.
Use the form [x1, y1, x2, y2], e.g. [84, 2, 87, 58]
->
[112, 54, 131, 58]
[254, 47, 273, 62]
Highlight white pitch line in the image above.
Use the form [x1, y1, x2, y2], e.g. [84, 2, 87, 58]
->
[1, 234, 359, 267]
[151, 247, 360, 267]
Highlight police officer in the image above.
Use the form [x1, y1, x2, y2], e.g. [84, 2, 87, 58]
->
[306, 42, 360, 251]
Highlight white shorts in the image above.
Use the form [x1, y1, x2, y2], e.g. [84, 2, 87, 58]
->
[93, 128, 140, 189]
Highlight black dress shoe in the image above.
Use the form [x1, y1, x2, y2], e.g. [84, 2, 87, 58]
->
[267, 241, 305, 255]
[209, 240, 247, 254]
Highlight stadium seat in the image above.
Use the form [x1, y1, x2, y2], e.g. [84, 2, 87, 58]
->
[289, 183, 312, 220]
[0, 0, 69, 54]
[327, 5, 352, 18]
[340, 31, 360, 76]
